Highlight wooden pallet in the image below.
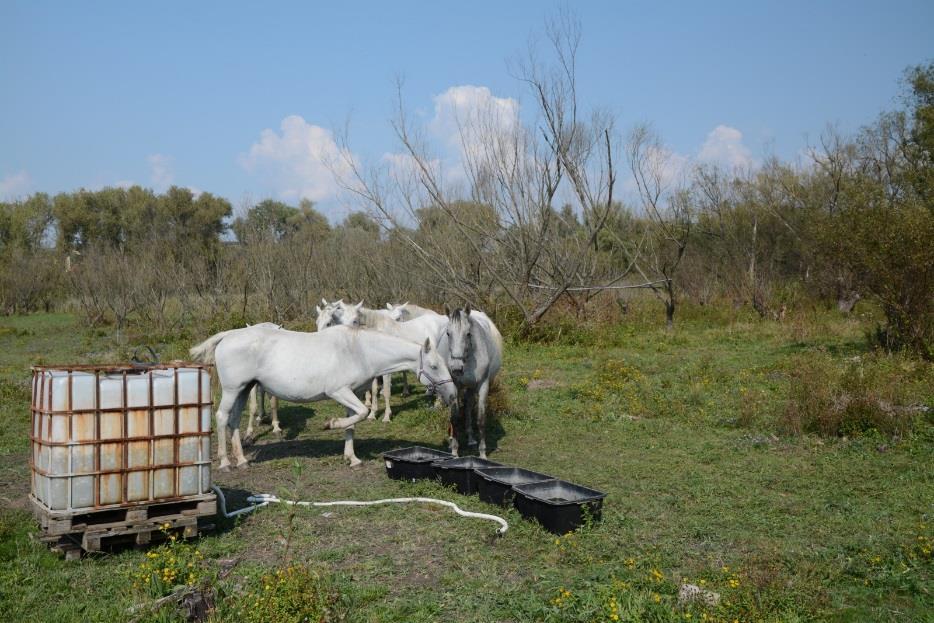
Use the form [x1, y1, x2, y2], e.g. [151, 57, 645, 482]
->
[31, 494, 216, 558]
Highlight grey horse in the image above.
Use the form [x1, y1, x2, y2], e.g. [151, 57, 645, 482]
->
[438, 305, 503, 458]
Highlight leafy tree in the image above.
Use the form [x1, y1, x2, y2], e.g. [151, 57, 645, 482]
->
[156, 187, 231, 251]
[342, 211, 380, 236]
[812, 65, 934, 358]
[52, 185, 229, 252]
[53, 187, 129, 251]
[234, 198, 330, 243]
[0, 193, 54, 252]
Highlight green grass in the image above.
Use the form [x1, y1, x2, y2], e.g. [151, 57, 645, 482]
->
[0, 311, 931, 622]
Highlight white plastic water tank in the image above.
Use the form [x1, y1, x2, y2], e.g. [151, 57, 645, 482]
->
[31, 364, 213, 513]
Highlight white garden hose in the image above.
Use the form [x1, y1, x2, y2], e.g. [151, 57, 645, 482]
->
[211, 485, 509, 535]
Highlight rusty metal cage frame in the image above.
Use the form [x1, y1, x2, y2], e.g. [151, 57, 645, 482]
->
[30, 363, 214, 515]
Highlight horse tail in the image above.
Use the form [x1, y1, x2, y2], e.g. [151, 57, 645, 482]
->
[489, 320, 504, 354]
[189, 329, 237, 364]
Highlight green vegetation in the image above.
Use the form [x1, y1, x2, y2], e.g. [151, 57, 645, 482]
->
[0, 309, 930, 622]
[2, 64, 932, 358]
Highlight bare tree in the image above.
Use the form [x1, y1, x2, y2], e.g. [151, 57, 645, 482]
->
[334, 13, 632, 331]
[627, 124, 692, 328]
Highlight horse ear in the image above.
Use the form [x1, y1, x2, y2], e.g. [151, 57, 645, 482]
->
[423, 337, 432, 353]
[403, 301, 409, 307]
[386, 303, 393, 309]
[321, 298, 328, 306]
[465, 303, 471, 315]
[356, 300, 364, 310]
[315, 305, 322, 315]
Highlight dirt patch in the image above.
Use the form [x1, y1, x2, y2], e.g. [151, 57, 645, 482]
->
[526, 379, 560, 391]
[209, 439, 457, 592]
[0, 452, 30, 510]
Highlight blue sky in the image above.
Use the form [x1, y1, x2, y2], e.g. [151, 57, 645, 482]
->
[1, 1, 932, 219]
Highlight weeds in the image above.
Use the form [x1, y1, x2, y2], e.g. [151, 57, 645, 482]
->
[569, 359, 648, 422]
[131, 525, 210, 598]
[529, 558, 811, 623]
[779, 353, 931, 437]
[217, 564, 345, 623]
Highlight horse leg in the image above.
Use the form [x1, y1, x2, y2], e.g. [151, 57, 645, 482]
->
[380, 373, 392, 422]
[215, 392, 234, 472]
[448, 392, 462, 457]
[215, 386, 247, 471]
[343, 423, 356, 466]
[229, 388, 251, 469]
[401, 371, 411, 397]
[464, 388, 478, 448]
[244, 385, 258, 446]
[477, 380, 491, 459]
[269, 395, 282, 436]
[322, 387, 372, 467]
[366, 378, 379, 420]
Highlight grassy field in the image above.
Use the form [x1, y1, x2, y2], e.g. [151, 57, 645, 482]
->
[0, 310, 931, 622]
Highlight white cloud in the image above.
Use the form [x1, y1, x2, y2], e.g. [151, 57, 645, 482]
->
[381, 151, 442, 181]
[240, 115, 354, 202]
[148, 154, 174, 190]
[428, 85, 521, 183]
[0, 170, 32, 200]
[697, 125, 755, 171]
[430, 85, 520, 151]
[648, 144, 691, 190]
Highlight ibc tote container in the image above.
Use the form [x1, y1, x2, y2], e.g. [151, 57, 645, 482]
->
[30, 364, 214, 514]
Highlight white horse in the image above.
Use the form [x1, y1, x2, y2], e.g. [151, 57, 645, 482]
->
[385, 303, 442, 395]
[439, 305, 503, 458]
[242, 322, 283, 443]
[190, 325, 456, 469]
[316, 299, 388, 413]
[385, 302, 436, 322]
[325, 302, 449, 421]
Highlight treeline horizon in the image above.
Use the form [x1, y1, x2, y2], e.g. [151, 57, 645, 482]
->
[1, 62, 931, 360]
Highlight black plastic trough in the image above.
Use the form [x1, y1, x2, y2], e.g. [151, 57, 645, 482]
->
[512, 479, 607, 534]
[475, 467, 554, 506]
[433, 457, 503, 495]
[382, 446, 454, 481]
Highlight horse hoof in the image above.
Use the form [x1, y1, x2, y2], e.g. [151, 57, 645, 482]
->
[218, 464, 231, 473]
[381, 417, 392, 424]
[349, 459, 363, 468]
[322, 419, 335, 430]
[272, 429, 283, 438]
[366, 415, 376, 421]
[236, 462, 249, 471]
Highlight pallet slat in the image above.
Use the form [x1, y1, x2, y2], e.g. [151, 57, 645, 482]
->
[32, 493, 216, 557]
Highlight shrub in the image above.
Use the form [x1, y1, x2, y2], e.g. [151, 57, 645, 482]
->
[779, 354, 930, 437]
[219, 564, 344, 623]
